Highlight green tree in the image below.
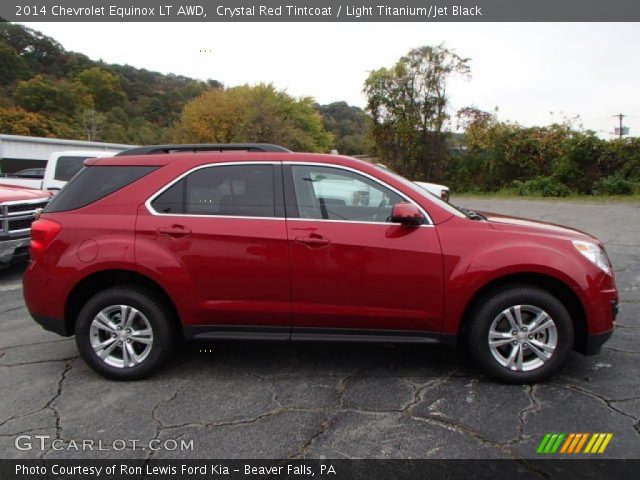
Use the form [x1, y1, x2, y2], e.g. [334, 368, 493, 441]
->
[0, 41, 29, 85]
[173, 84, 332, 152]
[364, 45, 470, 181]
[77, 67, 126, 111]
[316, 101, 371, 155]
[14, 75, 91, 117]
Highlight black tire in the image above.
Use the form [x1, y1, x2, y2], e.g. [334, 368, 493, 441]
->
[75, 286, 175, 380]
[466, 285, 573, 384]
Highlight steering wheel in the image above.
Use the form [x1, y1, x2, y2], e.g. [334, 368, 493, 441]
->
[372, 199, 390, 222]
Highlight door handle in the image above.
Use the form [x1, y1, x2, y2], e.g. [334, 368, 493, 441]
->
[157, 225, 191, 237]
[295, 234, 331, 248]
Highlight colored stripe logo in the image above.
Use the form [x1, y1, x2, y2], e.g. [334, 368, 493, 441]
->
[537, 433, 613, 454]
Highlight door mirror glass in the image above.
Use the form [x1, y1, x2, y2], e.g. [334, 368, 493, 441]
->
[390, 202, 424, 226]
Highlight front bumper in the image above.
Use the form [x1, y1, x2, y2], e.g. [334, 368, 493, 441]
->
[0, 235, 30, 266]
[584, 329, 614, 355]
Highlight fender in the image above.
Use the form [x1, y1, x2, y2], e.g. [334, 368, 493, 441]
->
[441, 239, 592, 335]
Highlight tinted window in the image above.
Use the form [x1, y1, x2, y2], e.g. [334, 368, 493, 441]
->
[291, 165, 404, 223]
[151, 165, 275, 218]
[45, 166, 157, 213]
[54, 156, 92, 181]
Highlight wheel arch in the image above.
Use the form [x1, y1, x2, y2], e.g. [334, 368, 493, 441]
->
[64, 269, 182, 336]
[457, 272, 589, 354]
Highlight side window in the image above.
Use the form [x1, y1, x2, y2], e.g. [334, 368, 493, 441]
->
[54, 156, 91, 181]
[290, 165, 404, 223]
[151, 165, 276, 218]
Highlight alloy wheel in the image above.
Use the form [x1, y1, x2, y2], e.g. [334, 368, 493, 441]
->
[488, 304, 557, 372]
[89, 305, 154, 368]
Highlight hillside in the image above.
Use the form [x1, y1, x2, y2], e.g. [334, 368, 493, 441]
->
[0, 22, 370, 153]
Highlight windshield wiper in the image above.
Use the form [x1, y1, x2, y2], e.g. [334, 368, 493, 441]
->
[455, 206, 486, 221]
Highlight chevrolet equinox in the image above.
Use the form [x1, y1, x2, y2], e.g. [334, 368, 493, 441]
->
[23, 144, 618, 382]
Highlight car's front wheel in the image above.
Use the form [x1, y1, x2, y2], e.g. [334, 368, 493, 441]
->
[467, 286, 574, 384]
[75, 287, 175, 380]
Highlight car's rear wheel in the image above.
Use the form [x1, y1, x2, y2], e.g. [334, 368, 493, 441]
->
[467, 286, 573, 384]
[75, 287, 174, 380]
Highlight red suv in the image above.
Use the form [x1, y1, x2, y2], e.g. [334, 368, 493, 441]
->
[23, 144, 618, 383]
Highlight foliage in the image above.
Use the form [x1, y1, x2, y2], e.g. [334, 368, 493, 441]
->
[451, 108, 640, 196]
[0, 22, 354, 150]
[364, 44, 470, 182]
[0, 106, 76, 137]
[0, 22, 216, 143]
[504, 177, 571, 197]
[173, 84, 333, 152]
[315, 101, 371, 155]
[592, 175, 634, 196]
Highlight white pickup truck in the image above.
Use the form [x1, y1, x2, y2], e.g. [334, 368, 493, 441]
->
[414, 181, 450, 202]
[0, 150, 118, 192]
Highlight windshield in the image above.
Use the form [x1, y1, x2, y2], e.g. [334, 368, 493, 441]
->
[374, 165, 466, 219]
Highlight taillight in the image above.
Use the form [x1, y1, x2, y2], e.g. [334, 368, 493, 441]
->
[30, 218, 61, 260]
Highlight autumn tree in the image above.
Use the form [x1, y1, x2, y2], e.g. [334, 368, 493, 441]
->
[173, 84, 332, 152]
[364, 45, 470, 181]
[77, 67, 126, 111]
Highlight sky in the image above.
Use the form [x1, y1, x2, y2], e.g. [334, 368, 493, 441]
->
[22, 22, 640, 137]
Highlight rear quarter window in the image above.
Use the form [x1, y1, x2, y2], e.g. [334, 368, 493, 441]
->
[45, 166, 157, 213]
[54, 156, 92, 181]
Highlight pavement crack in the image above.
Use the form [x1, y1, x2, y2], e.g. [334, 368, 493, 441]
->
[0, 356, 79, 367]
[37, 360, 72, 459]
[146, 385, 185, 461]
[0, 338, 72, 351]
[290, 368, 360, 459]
[0, 305, 24, 314]
[511, 384, 541, 445]
[604, 346, 640, 355]
[401, 371, 455, 415]
[563, 385, 640, 433]
[410, 413, 522, 459]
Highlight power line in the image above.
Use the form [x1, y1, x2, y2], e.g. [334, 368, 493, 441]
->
[613, 113, 628, 139]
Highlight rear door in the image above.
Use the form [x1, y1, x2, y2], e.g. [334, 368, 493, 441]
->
[136, 162, 291, 337]
[284, 163, 444, 340]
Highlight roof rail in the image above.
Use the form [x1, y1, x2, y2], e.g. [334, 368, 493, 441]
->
[115, 143, 291, 156]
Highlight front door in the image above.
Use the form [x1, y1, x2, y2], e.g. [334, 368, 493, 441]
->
[284, 164, 444, 339]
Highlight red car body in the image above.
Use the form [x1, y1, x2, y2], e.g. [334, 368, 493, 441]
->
[24, 151, 617, 361]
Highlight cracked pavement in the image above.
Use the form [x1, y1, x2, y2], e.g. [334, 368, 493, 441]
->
[0, 198, 638, 459]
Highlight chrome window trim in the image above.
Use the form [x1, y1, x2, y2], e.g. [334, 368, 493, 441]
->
[285, 161, 433, 226]
[145, 161, 433, 226]
[145, 162, 284, 221]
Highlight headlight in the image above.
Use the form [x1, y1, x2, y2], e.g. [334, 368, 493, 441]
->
[572, 240, 611, 274]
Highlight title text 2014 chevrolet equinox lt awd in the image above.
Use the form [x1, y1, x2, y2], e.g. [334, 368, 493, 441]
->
[23, 144, 618, 383]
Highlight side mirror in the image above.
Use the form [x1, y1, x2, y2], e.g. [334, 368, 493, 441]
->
[390, 202, 424, 226]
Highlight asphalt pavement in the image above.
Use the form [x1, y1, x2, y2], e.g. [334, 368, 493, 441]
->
[0, 198, 638, 459]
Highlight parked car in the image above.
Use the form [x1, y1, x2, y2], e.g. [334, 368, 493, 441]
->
[0, 185, 51, 267]
[24, 144, 617, 383]
[0, 150, 119, 192]
[374, 162, 450, 202]
[2, 168, 46, 179]
[414, 181, 450, 202]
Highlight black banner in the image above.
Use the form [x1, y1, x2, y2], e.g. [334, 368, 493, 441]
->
[3, 460, 640, 480]
[2, 0, 640, 22]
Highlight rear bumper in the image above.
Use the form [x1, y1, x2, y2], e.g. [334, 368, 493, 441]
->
[31, 313, 72, 337]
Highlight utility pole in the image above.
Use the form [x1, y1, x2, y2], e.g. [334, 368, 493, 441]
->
[613, 113, 626, 139]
